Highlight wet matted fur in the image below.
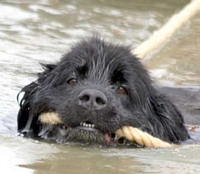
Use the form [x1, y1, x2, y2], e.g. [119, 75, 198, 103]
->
[17, 37, 190, 146]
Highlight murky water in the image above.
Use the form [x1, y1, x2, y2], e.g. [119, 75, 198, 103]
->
[0, 0, 200, 173]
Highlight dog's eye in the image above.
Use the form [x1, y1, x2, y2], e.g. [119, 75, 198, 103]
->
[117, 86, 128, 95]
[67, 78, 77, 85]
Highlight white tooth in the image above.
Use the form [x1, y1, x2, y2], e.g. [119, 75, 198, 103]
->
[80, 122, 83, 126]
[88, 124, 91, 128]
[91, 124, 94, 128]
[83, 123, 86, 127]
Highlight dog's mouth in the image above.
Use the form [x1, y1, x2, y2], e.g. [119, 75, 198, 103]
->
[58, 121, 118, 146]
[39, 121, 117, 146]
[76, 121, 118, 145]
[38, 112, 133, 146]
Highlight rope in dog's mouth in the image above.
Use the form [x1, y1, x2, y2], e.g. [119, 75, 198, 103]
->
[38, 112, 174, 148]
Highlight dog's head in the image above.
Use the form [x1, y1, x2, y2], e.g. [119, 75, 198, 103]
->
[18, 37, 189, 146]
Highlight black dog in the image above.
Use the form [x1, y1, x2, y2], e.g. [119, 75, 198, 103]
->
[17, 37, 190, 146]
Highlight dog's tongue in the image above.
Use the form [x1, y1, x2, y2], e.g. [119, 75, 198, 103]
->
[104, 133, 111, 144]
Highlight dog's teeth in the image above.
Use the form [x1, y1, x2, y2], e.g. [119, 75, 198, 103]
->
[81, 122, 95, 128]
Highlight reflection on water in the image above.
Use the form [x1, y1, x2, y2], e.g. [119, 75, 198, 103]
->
[0, 0, 200, 174]
[1, 135, 200, 174]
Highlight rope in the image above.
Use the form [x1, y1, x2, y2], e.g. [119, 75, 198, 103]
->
[133, 0, 200, 58]
[39, 112, 62, 125]
[39, 113, 173, 148]
[115, 126, 173, 148]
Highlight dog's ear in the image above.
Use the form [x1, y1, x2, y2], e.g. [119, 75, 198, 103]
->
[17, 63, 57, 132]
[150, 93, 190, 143]
[17, 82, 38, 131]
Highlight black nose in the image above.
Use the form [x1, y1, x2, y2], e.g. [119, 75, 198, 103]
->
[78, 89, 108, 111]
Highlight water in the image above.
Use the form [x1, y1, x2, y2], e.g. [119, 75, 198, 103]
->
[0, 0, 200, 173]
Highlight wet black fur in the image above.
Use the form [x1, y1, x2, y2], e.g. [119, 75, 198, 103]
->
[17, 37, 190, 144]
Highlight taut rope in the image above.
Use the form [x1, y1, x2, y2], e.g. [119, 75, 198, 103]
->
[133, 0, 200, 59]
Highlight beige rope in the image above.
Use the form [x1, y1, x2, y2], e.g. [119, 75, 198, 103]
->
[133, 0, 200, 58]
[39, 112, 62, 125]
[115, 126, 173, 148]
[39, 113, 173, 148]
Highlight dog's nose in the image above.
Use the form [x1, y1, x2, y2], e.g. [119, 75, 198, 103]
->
[78, 89, 108, 110]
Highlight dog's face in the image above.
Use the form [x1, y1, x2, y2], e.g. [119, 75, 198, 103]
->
[18, 37, 189, 146]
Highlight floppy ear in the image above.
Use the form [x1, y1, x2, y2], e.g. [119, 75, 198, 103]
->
[17, 64, 57, 133]
[151, 93, 190, 143]
[17, 82, 38, 131]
